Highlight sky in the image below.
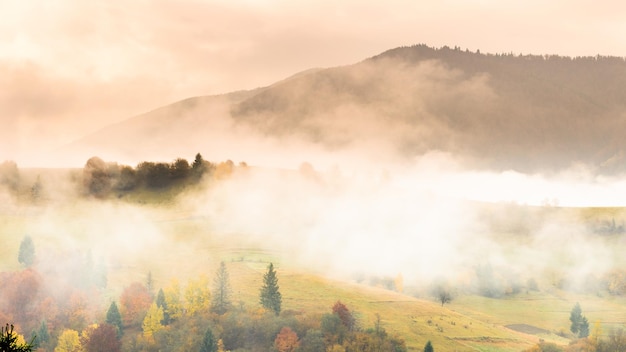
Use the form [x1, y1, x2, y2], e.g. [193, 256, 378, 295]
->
[2, 0, 626, 163]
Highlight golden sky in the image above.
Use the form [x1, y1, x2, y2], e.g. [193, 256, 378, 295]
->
[1, 0, 626, 163]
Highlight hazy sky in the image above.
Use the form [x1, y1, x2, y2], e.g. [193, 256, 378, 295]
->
[2, 0, 626, 162]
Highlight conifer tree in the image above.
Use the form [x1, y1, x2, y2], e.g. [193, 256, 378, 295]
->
[570, 302, 583, 335]
[0, 324, 35, 352]
[105, 302, 123, 336]
[36, 320, 49, 346]
[260, 262, 282, 315]
[424, 340, 434, 352]
[199, 328, 218, 352]
[155, 288, 170, 325]
[211, 262, 232, 315]
[18, 236, 35, 267]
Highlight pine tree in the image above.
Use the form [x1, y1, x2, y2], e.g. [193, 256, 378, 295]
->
[424, 340, 434, 352]
[570, 302, 583, 334]
[199, 328, 218, 352]
[18, 236, 35, 267]
[211, 262, 232, 315]
[0, 324, 35, 352]
[36, 320, 49, 346]
[155, 288, 170, 325]
[579, 316, 590, 338]
[105, 302, 123, 336]
[260, 263, 282, 316]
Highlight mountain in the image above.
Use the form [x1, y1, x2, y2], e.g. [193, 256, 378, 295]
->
[64, 44, 626, 174]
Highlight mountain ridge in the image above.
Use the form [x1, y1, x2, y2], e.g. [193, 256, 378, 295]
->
[64, 44, 626, 174]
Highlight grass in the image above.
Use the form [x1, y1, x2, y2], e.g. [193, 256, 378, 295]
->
[2, 184, 626, 351]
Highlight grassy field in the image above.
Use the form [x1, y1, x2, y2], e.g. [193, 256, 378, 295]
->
[2, 177, 626, 351]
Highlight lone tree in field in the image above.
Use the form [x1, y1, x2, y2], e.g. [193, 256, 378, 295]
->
[211, 261, 232, 315]
[260, 263, 282, 315]
[424, 340, 434, 352]
[570, 302, 590, 338]
[18, 236, 35, 268]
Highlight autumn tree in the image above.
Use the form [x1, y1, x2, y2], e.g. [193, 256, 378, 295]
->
[185, 275, 211, 316]
[18, 236, 35, 267]
[0, 324, 35, 352]
[142, 303, 164, 338]
[332, 301, 355, 331]
[199, 328, 218, 352]
[164, 279, 183, 321]
[274, 327, 300, 352]
[431, 281, 453, 307]
[120, 282, 153, 327]
[81, 324, 121, 352]
[54, 329, 80, 352]
[105, 302, 123, 336]
[211, 262, 232, 315]
[260, 263, 282, 316]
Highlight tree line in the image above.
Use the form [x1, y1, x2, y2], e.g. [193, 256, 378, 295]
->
[83, 153, 246, 198]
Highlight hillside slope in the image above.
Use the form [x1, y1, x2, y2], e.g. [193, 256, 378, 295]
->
[65, 45, 626, 174]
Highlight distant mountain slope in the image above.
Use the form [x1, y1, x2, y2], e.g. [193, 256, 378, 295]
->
[66, 45, 626, 173]
[231, 45, 626, 173]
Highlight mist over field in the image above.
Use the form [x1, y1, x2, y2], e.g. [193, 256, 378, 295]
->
[3, 2, 626, 349]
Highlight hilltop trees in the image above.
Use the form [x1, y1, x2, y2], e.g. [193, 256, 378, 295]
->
[18, 236, 35, 267]
[260, 263, 282, 315]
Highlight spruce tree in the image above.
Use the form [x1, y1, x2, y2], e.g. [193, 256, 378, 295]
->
[260, 262, 282, 316]
[17, 236, 35, 267]
[211, 261, 232, 315]
[579, 316, 590, 338]
[106, 301, 123, 336]
[570, 302, 583, 335]
[156, 288, 170, 325]
[424, 340, 434, 352]
[36, 321, 49, 346]
[199, 328, 218, 352]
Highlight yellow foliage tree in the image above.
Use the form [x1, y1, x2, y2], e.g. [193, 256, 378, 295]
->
[142, 303, 164, 338]
[394, 273, 404, 293]
[54, 329, 81, 352]
[185, 275, 211, 316]
[164, 279, 183, 320]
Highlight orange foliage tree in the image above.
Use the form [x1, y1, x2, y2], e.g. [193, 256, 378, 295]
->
[120, 282, 153, 327]
[274, 327, 300, 352]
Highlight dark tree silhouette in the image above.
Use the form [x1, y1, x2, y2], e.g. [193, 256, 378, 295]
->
[424, 340, 434, 352]
[0, 324, 36, 352]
